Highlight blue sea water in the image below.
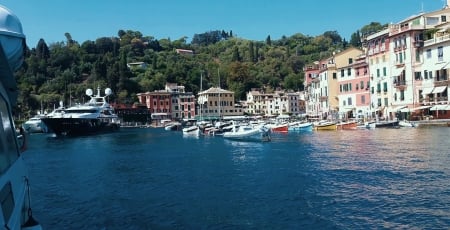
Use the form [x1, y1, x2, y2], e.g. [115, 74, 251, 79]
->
[23, 127, 450, 229]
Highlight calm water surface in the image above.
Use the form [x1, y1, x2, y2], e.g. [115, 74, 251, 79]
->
[23, 127, 450, 229]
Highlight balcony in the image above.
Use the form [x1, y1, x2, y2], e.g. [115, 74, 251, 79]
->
[423, 97, 449, 105]
[395, 61, 405, 67]
[424, 34, 450, 47]
[393, 80, 407, 90]
[414, 40, 424, 48]
[434, 79, 450, 87]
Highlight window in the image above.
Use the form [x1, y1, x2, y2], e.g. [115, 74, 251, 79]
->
[426, 49, 432, 59]
[383, 67, 387, 76]
[384, 98, 389, 106]
[415, 71, 422, 80]
[341, 69, 344, 77]
[383, 82, 388, 92]
[400, 90, 405, 100]
[442, 15, 447, 22]
[0, 96, 19, 173]
[377, 69, 380, 77]
[424, 70, 428, 79]
[377, 83, 381, 93]
[361, 95, 366, 104]
[438, 46, 444, 62]
[347, 68, 351, 76]
[333, 72, 337, 79]
[348, 58, 353, 64]
[360, 81, 364, 89]
[347, 97, 352, 106]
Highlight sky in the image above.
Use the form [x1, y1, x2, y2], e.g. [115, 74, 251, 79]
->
[0, 0, 446, 47]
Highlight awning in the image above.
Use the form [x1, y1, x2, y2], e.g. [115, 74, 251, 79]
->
[430, 104, 450, 111]
[435, 61, 450, 70]
[410, 105, 432, 111]
[432, 86, 447, 94]
[400, 107, 410, 113]
[422, 87, 434, 96]
[390, 105, 407, 112]
[339, 107, 354, 113]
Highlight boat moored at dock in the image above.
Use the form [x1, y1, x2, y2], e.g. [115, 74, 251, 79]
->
[313, 121, 337, 130]
[223, 122, 271, 142]
[41, 87, 120, 136]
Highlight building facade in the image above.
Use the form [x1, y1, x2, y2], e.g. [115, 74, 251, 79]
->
[198, 87, 243, 120]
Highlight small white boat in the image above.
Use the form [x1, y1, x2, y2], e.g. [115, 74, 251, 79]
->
[22, 114, 48, 133]
[399, 120, 415, 128]
[164, 121, 182, 131]
[182, 125, 200, 136]
[288, 121, 313, 131]
[357, 122, 376, 129]
[223, 123, 271, 142]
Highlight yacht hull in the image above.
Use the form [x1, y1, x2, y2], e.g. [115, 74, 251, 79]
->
[42, 118, 120, 136]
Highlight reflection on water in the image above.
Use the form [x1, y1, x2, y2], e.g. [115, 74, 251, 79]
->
[224, 139, 269, 164]
[304, 128, 450, 229]
[24, 127, 450, 229]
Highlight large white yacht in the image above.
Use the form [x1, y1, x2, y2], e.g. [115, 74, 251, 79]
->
[41, 87, 120, 136]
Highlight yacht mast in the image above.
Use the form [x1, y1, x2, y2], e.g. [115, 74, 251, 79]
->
[218, 68, 221, 120]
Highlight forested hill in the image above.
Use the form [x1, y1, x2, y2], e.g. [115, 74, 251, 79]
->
[15, 22, 385, 117]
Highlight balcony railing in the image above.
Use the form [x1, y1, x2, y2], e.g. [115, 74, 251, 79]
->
[422, 97, 449, 105]
[394, 80, 407, 89]
[434, 79, 449, 87]
[424, 34, 450, 47]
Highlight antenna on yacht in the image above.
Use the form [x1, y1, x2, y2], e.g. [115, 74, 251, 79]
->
[86, 88, 93, 97]
[105, 88, 112, 96]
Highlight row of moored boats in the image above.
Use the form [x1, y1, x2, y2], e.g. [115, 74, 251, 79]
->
[164, 118, 414, 142]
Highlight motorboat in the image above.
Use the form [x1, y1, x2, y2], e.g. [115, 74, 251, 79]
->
[182, 125, 200, 136]
[268, 122, 289, 133]
[336, 120, 358, 130]
[0, 5, 42, 229]
[164, 121, 182, 131]
[399, 120, 416, 128]
[313, 121, 337, 130]
[288, 121, 313, 131]
[375, 120, 399, 128]
[22, 114, 48, 133]
[41, 87, 120, 136]
[223, 123, 271, 142]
